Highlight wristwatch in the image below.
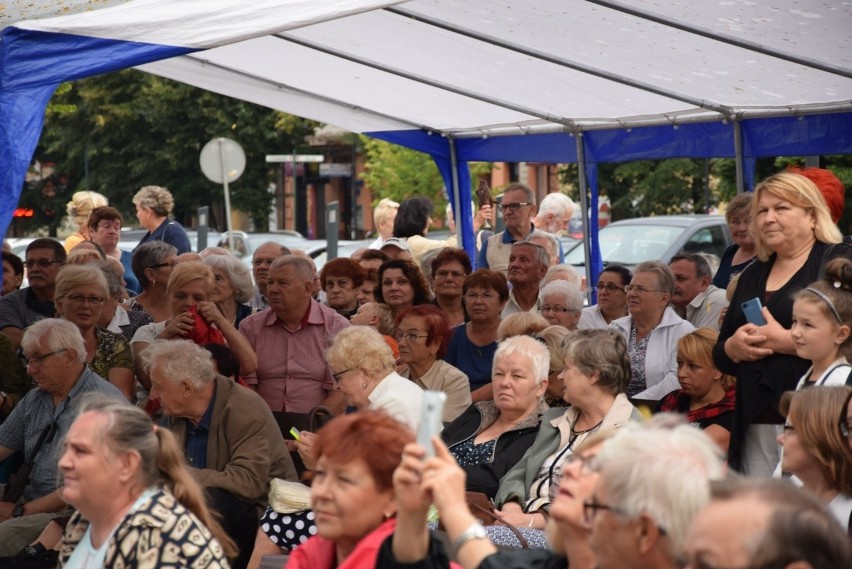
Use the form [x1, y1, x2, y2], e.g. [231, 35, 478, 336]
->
[452, 520, 488, 552]
[12, 503, 25, 518]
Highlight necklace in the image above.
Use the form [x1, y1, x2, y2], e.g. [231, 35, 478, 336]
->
[571, 419, 603, 436]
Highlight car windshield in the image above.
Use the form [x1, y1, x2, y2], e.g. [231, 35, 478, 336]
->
[564, 223, 686, 265]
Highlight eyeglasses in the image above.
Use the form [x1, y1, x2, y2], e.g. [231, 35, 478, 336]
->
[24, 259, 63, 269]
[840, 420, 851, 438]
[564, 452, 600, 475]
[583, 499, 668, 535]
[395, 332, 429, 343]
[464, 292, 498, 302]
[24, 349, 68, 367]
[499, 202, 532, 213]
[541, 305, 574, 314]
[624, 285, 663, 294]
[64, 293, 105, 305]
[151, 261, 178, 270]
[332, 368, 354, 382]
[595, 282, 625, 293]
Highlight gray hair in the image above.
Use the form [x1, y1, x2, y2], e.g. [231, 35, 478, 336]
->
[253, 242, 292, 258]
[202, 254, 253, 303]
[633, 260, 676, 296]
[538, 192, 575, 217]
[493, 335, 550, 385]
[540, 280, 583, 311]
[562, 328, 630, 395]
[141, 340, 217, 389]
[503, 183, 536, 205]
[94, 260, 125, 300]
[22, 318, 86, 364]
[132, 241, 178, 289]
[542, 264, 583, 289]
[132, 185, 175, 217]
[511, 240, 549, 268]
[670, 253, 713, 280]
[270, 254, 314, 283]
[596, 418, 726, 560]
[326, 325, 395, 379]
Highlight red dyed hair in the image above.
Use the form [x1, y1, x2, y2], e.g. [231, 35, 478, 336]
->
[320, 257, 365, 288]
[312, 411, 414, 491]
[787, 166, 845, 223]
[396, 304, 451, 358]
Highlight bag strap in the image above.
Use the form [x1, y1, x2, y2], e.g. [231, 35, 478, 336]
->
[466, 501, 530, 549]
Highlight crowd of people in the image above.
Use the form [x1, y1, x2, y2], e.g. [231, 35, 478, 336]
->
[0, 170, 850, 569]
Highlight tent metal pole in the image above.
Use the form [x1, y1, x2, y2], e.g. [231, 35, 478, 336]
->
[575, 133, 593, 302]
[448, 135, 463, 239]
[584, 0, 852, 80]
[733, 120, 745, 194]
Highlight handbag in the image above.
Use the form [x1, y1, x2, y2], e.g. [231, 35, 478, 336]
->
[272, 406, 335, 440]
[439, 492, 529, 549]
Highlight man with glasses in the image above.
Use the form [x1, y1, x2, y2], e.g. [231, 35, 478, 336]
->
[669, 253, 728, 331]
[249, 242, 291, 312]
[0, 238, 66, 348]
[478, 184, 562, 275]
[587, 420, 725, 569]
[87, 206, 139, 295]
[0, 319, 124, 554]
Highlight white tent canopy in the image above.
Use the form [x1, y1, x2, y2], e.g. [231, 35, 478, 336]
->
[2, 0, 851, 272]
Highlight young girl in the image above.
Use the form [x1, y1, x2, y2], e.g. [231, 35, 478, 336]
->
[791, 257, 852, 389]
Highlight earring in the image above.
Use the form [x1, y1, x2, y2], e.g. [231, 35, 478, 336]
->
[361, 382, 368, 389]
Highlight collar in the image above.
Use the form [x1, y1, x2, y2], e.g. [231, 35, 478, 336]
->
[189, 386, 217, 430]
[501, 222, 536, 243]
[687, 286, 716, 309]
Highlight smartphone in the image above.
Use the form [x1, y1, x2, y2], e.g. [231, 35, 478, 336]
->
[742, 297, 767, 326]
[289, 427, 301, 441]
[417, 391, 447, 458]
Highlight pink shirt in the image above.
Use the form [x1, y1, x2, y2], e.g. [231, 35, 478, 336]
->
[239, 300, 349, 412]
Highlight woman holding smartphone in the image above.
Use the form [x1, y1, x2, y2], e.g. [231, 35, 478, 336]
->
[713, 171, 843, 476]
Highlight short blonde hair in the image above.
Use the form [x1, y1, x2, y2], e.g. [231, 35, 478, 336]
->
[166, 261, 213, 297]
[326, 325, 395, 380]
[66, 191, 108, 224]
[677, 328, 735, 390]
[55, 264, 108, 302]
[361, 302, 395, 336]
[133, 185, 175, 217]
[374, 198, 400, 226]
[497, 311, 549, 341]
[536, 325, 570, 374]
[751, 172, 842, 261]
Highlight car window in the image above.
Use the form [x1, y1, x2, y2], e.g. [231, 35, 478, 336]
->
[564, 224, 685, 265]
[681, 226, 728, 258]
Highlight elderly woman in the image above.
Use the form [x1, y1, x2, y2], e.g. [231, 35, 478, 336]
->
[444, 269, 509, 402]
[58, 396, 233, 567]
[778, 386, 852, 532]
[657, 328, 736, 453]
[431, 248, 472, 327]
[611, 260, 694, 401]
[96, 260, 153, 342]
[579, 265, 631, 329]
[131, 261, 257, 388]
[1, 251, 23, 296]
[713, 171, 843, 475]
[282, 412, 414, 569]
[540, 280, 583, 330]
[441, 335, 550, 498]
[132, 185, 191, 254]
[320, 257, 365, 319]
[55, 264, 135, 400]
[536, 325, 571, 407]
[326, 325, 423, 430]
[87, 205, 140, 295]
[63, 190, 108, 252]
[494, 329, 640, 531]
[202, 253, 254, 328]
[497, 311, 550, 341]
[396, 305, 471, 423]
[713, 192, 756, 289]
[127, 241, 178, 322]
[358, 268, 379, 305]
[375, 259, 432, 318]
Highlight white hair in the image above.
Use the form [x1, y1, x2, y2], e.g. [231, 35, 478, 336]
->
[492, 334, 550, 385]
[540, 279, 583, 311]
[141, 340, 217, 389]
[538, 192, 575, 217]
[22, 318, 87, 364]
[595, 418, 726, 560]
[542, 263, 582, 288]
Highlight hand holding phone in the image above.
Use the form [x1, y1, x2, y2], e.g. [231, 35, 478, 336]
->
[742, 298, 768, 326]
[417, 391, 446, 458]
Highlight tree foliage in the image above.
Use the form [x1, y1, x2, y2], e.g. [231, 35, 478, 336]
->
[30, 70, 318, 232]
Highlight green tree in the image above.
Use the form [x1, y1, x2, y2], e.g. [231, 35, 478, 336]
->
[33, 70, 318, 231]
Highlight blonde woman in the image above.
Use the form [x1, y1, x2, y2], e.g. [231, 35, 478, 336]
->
[63, 191, 108, 252]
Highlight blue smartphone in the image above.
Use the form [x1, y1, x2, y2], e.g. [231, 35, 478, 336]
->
[742, 297, 767, 326]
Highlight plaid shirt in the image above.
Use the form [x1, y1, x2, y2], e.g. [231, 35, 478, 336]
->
[0, 366, 124, 500]
[658, 386, 736, 427]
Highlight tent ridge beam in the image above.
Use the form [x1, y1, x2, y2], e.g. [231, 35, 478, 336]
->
[183, 54, 440, 133]
[274, 33, 580, 129]
[585, 0, 852, 80]
[384, 6, 735, 118]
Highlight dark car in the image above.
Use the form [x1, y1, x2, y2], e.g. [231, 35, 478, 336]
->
[563, 215, 732, 270]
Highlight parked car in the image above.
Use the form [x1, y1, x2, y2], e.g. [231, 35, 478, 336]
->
[215, 230, 310, 259]
[563, 215, 732, 270]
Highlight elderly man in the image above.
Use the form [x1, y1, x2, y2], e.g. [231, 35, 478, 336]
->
[479, 184, 561, 274]
[249, 241, 291, 312]
[144, 339, 297, 569]
[669, 253, 728, 330]
[369, 197, 400, 249]
[240, 255, 349, 414]
[532, 191, 575, 235]
[588, 421, 726, 569]
[685, 478, 851, 569]
[0, 238, 66, 348]
[0, 319, 124, 554]
[502, 241, 549, 317]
